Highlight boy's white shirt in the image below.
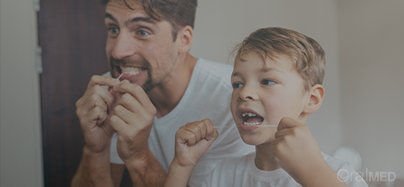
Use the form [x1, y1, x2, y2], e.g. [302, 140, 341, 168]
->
[107, 58, 255, 186]
[202, 151, 369, 187]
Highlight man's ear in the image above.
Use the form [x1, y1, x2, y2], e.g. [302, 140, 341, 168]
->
[177, 25, 193, 54]
[303, 84, 324, 114]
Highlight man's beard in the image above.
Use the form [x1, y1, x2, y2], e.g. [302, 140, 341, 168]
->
[110, 57, 157, 93]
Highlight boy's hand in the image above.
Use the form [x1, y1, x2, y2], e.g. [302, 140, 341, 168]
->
[269, 117, 326, 181]
[172, 119, 219, 168]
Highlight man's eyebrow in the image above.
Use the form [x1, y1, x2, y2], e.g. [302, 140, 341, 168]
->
[105, 13, 117, 22]
[126, 16, 156, 26]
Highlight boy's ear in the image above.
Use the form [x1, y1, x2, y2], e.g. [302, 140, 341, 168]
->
[177, 25, 193, 54]
[303, 84, 324, 114]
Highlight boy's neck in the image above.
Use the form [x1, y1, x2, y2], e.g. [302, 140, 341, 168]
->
[254, 142, 281, 171]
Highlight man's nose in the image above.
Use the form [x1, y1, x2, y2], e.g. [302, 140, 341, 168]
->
[239, 85, 258, 101]
[111, 32, 135, 60]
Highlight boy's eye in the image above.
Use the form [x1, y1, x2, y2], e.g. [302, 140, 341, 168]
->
[261, 79, 276, 85]
[232, 83, 243, 89]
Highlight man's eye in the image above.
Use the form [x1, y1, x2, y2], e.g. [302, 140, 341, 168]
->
[107, 27, 119, 36]
[138, 30, 150, 36]
[261, 79, 275, 85]
[232, 83, 243, 89]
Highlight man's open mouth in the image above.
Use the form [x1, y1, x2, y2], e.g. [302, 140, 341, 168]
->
[118, 66, 147, 76]
[241, 112, 264, 126]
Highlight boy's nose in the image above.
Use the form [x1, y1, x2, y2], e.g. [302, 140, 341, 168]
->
[239, 86, 258, 101]
[111, 33, 136, 60]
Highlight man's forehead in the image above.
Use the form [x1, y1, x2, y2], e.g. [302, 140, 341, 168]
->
[105, 0, 151, 21]
[105, 0, 145, 14]
[107, 0, 140, 7]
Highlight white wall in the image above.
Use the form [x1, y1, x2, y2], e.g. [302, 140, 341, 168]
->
[0, 0, 44, 187]
[192, 0, 343, 154]
[337, 0, 404, 179]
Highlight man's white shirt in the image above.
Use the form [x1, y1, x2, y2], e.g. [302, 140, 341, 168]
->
[108, 58, 255, 186]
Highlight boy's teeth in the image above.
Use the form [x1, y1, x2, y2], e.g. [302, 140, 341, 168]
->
[242, 113, 257, 117]
[120, 66, 143, 75]
[243, 121, 261, 126]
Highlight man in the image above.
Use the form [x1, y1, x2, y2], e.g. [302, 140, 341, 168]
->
[71, 0, 253, 186]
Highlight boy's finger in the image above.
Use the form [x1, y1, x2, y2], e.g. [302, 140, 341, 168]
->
[274, 128, 293, 139]
[201, 119, 217, 140]
[277, 117, 303, 130]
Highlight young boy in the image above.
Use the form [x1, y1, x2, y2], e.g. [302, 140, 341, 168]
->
[164, 27, 368, 187]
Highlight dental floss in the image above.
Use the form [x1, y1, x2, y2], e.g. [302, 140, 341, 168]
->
[117, 74, 123, 81]
[183, 124, 277, 165]
[214, 125, 278, 128]
[183, 142, 196, 165]
[110, 74, 124, 93]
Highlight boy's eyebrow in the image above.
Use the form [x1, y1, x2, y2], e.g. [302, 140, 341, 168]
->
[232, 68, 285, 77]
[232, 72, 241, 77]
[260, 67, 285, 74]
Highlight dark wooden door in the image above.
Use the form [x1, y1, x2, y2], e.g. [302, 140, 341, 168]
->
[38, 0, 131, 186]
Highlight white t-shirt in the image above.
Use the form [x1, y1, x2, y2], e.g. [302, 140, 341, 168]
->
[202, 152, 369, 187]
[109, 58, 255, 186]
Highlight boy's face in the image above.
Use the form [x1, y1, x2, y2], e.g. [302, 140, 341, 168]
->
[230, 52, 310, 145]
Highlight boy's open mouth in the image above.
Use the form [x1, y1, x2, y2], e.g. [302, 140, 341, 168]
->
[241, 112, 264, 126]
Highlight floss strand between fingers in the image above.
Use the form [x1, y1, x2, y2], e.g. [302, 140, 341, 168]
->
[183, 142, 196, 165]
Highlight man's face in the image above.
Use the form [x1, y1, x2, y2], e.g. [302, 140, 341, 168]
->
[230, 52, 309, 145]
[105, 0, 179, 92]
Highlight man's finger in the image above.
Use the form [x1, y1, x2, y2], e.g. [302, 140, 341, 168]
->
[109, 114, 127, 132]
[87, 75, 120, 90]
[113, 82, 156, 115]
[92, 85, 115, 107]
[115, 93, 146, 115]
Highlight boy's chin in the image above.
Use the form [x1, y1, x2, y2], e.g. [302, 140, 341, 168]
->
[240, 134, 275, 146]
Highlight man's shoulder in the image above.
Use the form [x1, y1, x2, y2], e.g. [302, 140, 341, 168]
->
[196, 58, 233, 81]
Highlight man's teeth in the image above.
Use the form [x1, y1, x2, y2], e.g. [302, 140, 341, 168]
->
[243, 121, 261, 126]
[242, 113, 257, 117]
[121, 67, 143, 75]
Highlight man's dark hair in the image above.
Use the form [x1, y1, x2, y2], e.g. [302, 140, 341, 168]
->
[101, 0, 197, 41]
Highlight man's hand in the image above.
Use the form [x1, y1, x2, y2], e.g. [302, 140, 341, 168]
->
[76, 75, 120, 154]
[269, 117, 324, 180]
[109, 80, 157, 163]
[173, 119, 219, 168]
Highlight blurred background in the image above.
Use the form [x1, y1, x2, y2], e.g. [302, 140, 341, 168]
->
[1, 0, 403, 186]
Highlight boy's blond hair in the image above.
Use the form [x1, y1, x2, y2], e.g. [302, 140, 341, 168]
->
[234, 27, 325, 90]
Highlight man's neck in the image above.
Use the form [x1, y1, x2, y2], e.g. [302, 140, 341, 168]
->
[147, 53, 198, 118]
